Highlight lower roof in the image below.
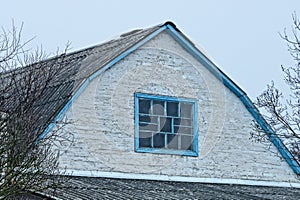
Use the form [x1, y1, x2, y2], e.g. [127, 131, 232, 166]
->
[41, 176, 300, 200]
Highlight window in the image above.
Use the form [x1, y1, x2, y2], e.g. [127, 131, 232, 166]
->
[135, 93, 198, 156]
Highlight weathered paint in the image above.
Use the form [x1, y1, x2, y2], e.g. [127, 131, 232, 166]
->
[52, 31, 300, 183]
[43, 23, 300, 175]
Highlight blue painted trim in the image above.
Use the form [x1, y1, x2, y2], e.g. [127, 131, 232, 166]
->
[165, 24, 300, 174]
[39, 21, 300, 174]
[136, 93, 197, 103]
[240, 95, 300, 174]
[165, 24, 245, 98]
[135, 148, 198, 157]
[38, 26, 167, 140]
[193, 101, 199, 156]
[134, 93, 198, 157]
[134, 93, 140, 151]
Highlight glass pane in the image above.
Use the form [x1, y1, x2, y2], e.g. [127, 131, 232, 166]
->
[136, 95, 196, 153]
[139, 115, 150, 123]
[139, 99, 151, 114]
[139, 123, 158, 131]
[167, 134, 178, 149]
[181, 135, 193, 150]
[153, 100, 164, 115]
[180, 103, 193, 118]
[153, 133, 165, 148]
[174, 118, 181, 126]
[179, 119, 192, 126]
[167, 102, 178, 117]
[139, 132, 152, 148]
[177, 127, 193, 135]
[140, 116, 158, 125]
[160, 117, 171, 133]
[174, 119, 192, 130]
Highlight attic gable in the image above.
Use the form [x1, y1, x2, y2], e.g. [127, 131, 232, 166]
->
[38, 22, 300, 176]
[2, 22, 299, 179]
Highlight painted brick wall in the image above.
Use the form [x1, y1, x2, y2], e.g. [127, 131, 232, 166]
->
[56, 31, 299, 183]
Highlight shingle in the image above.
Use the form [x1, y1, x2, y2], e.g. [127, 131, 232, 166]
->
[0, 24, 161, 135]
[42, 176, 300, 200]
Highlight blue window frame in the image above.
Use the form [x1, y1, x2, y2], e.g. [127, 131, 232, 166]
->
[135, 93, 198, 156]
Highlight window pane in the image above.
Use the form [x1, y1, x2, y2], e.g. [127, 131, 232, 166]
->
[181, 135, 193, 150]
[139, 132, 152, 148]
[139, 115, 150, 123]
[177, 127, 193, 135]
[136, 94, 197, 155]
[139, 123, 158, 131]
[178, 119, 192, 126]
[153, 100, 164, 115]
[174, 119, 192, 129]
[139, 99, 151, 114]
[140, 116, 158, 125]
[180, 103, 193, 118]
[174, 118, 181, 126]
[167, 102, 178, 117]
[153, 133, 165, 148]
[160, 117, 171, 133]
[150, 116, 158, 124]
[167, 134, 178, 149]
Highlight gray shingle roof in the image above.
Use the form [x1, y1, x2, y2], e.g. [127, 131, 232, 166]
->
[42, 176, 300, 200]
[0, 24, 161, 135]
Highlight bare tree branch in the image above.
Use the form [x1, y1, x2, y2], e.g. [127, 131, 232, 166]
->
[253, 13, 300, 162]
[0, 22, 73, 198]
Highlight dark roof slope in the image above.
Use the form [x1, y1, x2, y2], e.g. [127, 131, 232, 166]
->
[43, 176, 300, 200]
[0, 24, 161, 135]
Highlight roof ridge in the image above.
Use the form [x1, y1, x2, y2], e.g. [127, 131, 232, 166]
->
[62, 23, 164, 59]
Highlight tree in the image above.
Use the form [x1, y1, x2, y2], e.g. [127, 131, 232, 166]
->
[252, 14, 300, 162]
[0, 22, 72, 199]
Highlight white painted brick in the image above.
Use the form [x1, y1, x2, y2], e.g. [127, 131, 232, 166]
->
[54, 31, 300, 183]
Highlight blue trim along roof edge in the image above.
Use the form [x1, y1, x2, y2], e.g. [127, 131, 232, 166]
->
[165, 23, 300, 175]
[40, 21, 300, 175]
[38, 25, 167, 140]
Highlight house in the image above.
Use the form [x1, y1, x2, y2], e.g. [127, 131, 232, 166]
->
[3, 22, 300, 199]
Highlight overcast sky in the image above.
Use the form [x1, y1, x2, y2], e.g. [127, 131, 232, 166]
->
[1, 0, 300, 99]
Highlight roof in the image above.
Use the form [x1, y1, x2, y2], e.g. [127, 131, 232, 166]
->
[0, 24, 161, 137]
[1, 22, 300, 175]
[39, 176, 300, 200]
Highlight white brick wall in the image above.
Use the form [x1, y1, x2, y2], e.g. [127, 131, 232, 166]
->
[56, 31, 300, 183]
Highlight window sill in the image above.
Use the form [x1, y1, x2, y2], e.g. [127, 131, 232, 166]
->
[135, 147, 198, 157]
